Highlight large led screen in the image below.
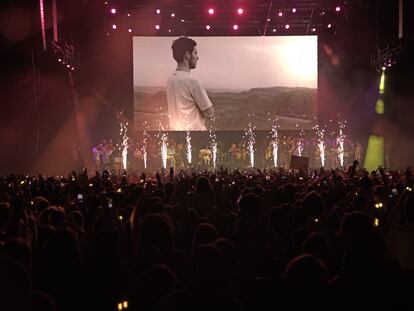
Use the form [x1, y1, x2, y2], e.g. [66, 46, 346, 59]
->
[133, 36, 317, 131]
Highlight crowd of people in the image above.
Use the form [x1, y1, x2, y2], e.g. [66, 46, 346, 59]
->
[1, 164, 414, 310]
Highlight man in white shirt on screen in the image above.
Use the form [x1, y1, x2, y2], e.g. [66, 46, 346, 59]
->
[166, 37, 214, 131]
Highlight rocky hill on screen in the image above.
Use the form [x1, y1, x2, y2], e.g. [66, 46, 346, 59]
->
[134, 86, 317, 131]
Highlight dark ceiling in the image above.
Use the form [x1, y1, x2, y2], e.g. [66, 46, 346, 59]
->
[105, 0, 359, 36]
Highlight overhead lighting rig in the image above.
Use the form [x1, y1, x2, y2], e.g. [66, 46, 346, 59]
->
[371, 43, 402, 71]
[52, 40, 76, 71]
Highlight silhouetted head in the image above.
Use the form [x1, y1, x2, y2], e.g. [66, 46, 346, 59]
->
[239, 193, 261, 220]
[192, 223, 219, 248]
[194, 176, 213, 193]
[285, 254, 329, 287]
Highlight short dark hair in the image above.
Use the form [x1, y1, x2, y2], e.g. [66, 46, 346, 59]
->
[171, 37, 196, 63]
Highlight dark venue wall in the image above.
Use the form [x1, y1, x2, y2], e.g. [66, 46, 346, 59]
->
[0, 0, 133, 174]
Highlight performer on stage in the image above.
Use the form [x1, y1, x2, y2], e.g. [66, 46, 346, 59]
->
[167, 140, 177, 170]
[92, 145, 101, 171]
[228, 143, 238, 169]
[133, 144, 144, 170]
[330, 145, 339, 169]
[107, 139, 115, 167]
[176, 142, 185, 169]
[354, 142, 363, 162]
[280, 136, 289, 169]
[166, 37, 214, 131]
[264, 143, 274, 168]
[198, 147, 212, 167]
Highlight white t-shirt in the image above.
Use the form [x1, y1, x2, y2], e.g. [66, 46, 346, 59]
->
[166, 70, 213, 131]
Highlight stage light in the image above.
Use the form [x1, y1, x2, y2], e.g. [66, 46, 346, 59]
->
[112, 24, 117, 30]
[66, 64, 70, 68]
[110, 8, 116, 14]
[375, 99, 385, 114]
[292, 8, 297, 13]
[285, 24, 290, 29]
[71, 66, 75, 71]
[364, 135, 384, 172]
[128, 29, 132, 33]
[267, 18, 271, 22]
[127, 13, 130, 17]
[156, 9, 161, 14]
[58, 58, 61, 62]
[327, 23, 332, 28]
[320, 10, 325, 16]
[206, 25, 211, 30]
[272, 28, 277, 32]
[168, 29, 171, 33]
[379, 69, 385, 94]
[208, 8, 214, 15]
[278, 11, 283, 17]
[335, 6, 341, 12]
[311, 27, 316, 32]
[155, 24, 160, 30]
[181, 19, 185, 22]
[237, 8, 244, 15]
[233, 24, 239, 30]
[171, 13, 175, 17]
[371, 43, 401, 71]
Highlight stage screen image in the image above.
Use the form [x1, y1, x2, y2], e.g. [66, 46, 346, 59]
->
[133, 36, 317, 131]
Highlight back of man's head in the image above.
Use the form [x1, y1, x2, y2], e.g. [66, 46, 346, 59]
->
[171, 37, 196, 63]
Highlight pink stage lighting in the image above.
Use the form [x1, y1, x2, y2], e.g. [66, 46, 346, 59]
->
[156, 9, 161, 14]
[208, 8, 214, 15]
[128, 29, 132, 33]
[292, 8, 297, 13]
[233, 24, 239, 30]
[171, 13, 175, 17]
[335, 6, 341, 12]
[237, 8, 244, 15]
[206, 25, 211, 30]
[110, 8, 116, 14]
[155, 24, 160, 30]
[327, 23, 332, 28]
[285, 24, 290, 29]
[278, 11, 283, 17]
[112, 24, 117, 30]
